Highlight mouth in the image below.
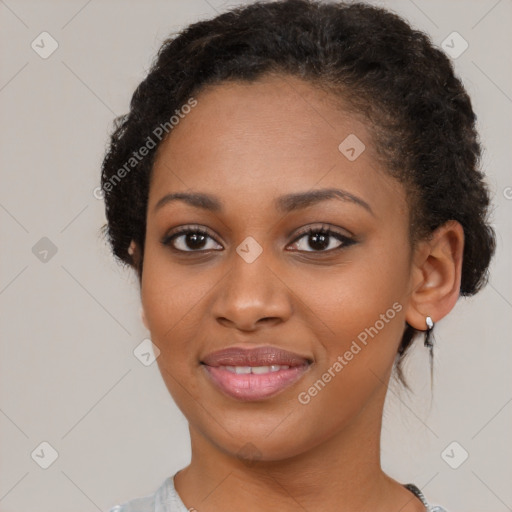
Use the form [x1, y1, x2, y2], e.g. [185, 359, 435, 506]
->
[200, 345, 313, 401]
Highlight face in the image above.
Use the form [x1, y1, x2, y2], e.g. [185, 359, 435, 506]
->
[140, 74, 414, 461]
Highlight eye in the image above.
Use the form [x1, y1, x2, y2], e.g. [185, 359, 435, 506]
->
[288, 225, 356, 253]
[161, 226, 222, 252]
[161, 224, 356, 254]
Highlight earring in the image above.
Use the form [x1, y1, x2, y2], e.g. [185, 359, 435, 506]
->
[424, 316, 434, 348]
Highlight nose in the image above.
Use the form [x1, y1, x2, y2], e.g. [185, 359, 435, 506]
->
[210, 250, 293, 332]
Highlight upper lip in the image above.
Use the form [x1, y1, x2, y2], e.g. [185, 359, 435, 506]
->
[201, 345, 312, 367]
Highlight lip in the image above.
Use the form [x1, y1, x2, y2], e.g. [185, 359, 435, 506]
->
[201, 345, 312, 367]
[201, 345, 312, 401]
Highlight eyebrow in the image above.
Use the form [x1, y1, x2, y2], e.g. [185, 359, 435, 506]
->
[153, 188, 374, 216]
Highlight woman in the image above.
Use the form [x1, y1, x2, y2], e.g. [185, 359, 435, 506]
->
[102, 1, 496, 510]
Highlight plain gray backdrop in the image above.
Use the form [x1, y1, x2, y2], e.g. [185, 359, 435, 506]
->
[1, 0, 511, 511]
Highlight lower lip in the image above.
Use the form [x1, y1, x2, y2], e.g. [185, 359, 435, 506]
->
[202, 364, 310, 401]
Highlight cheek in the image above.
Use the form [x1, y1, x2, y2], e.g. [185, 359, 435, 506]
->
[141, 249, 190, 347]
[303, 244, 408, 340]
[141, 236, 195, 318]
[289, 257, 408, 440]
[292, 242, 410, 408]
[140, 246, 222, 367]
[140, 254, 208, 409]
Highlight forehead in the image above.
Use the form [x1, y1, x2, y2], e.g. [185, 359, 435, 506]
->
[149, 74, 406, 218]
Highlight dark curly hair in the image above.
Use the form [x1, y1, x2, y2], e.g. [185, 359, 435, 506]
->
[100, 0, 496, 389]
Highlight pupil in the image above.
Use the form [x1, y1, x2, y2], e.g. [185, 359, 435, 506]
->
[310, 232, 329, 251]
[183, 231, 332, 251]
[187, 232, 206, 249]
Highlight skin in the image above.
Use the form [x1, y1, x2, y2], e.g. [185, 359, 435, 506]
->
[131, 73, 464, 512]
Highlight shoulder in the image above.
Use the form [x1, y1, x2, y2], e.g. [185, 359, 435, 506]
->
[108, 475, 188, 512]
[403, 483, 450, 512]
[108, 493, 155, 512]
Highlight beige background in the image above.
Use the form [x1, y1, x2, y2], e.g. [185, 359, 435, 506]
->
[0, 0, 511, 511]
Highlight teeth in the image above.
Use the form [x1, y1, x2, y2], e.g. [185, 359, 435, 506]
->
[251, 366, 272, 374]
[223, 365, 290, 374]
[234, 366, 251, 374]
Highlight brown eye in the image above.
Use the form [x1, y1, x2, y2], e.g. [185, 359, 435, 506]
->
[162, 227, 222, 252]
[288, 226, 356, 253]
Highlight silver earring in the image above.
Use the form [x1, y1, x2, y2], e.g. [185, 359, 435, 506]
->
[424, 316, 434, 348]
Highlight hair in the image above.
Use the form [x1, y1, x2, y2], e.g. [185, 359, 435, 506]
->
[100, 0, 496, 389]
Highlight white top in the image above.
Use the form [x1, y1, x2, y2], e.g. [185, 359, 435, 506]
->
[108, 473, 449, 512]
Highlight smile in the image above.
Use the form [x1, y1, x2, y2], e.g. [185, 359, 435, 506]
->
[201, 362, 311, 401]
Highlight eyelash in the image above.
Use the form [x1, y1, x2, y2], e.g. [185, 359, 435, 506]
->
[161, 224, 356, 254]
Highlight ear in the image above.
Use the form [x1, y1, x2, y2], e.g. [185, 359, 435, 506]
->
[127, 239, 139, 266]
[128, 240, 147, 328]
[127, 239, 143, 279]
[140, 307, 150, 330]
[405, 220, 465, 330]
